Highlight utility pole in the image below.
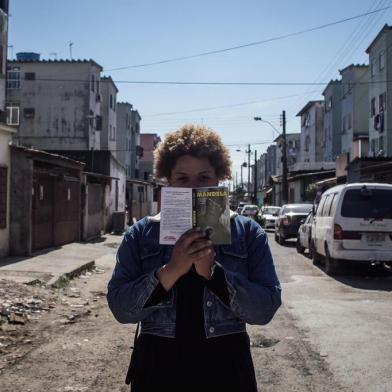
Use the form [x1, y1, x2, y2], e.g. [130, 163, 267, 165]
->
[253, 150, 258, 205]
[281, 110, 289, 204]
[247, 144, 251, 200]
[69, 41, 74, 60]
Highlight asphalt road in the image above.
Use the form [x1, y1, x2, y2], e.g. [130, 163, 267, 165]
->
[1, 231, 391, 391]
[267, 231, 392, 392]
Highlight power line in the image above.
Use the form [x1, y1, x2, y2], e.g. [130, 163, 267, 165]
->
[25, 77, 392, 85]
[103, 6, 392, 71]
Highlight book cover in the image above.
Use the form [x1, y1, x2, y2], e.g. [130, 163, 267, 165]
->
[159, 186, 231, 245]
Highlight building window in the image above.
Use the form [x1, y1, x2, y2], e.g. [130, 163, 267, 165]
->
[91, 75, 95, 92]
[6, 105, 20, 125]
[110, 94, 113, 109]
[95, 115, 102, 130]
[113, 126, 116, 140]
[379, 136, 384, 152]
[379, 92, 386, 112]
[379, 51, 385, 70]
[7, 67, 21, 89]
[304, 135, 310, 152]
[24, 72, 36, 80]
[0, 166, 7, 229]
[326, 97, 332, 111]
[23, 107, 35, 119]
[371, 98, 376, 117]
[109, 124, 112, 139]
[113, 96, 116, 112]
[302, 113, 310, 127]
[370, 58, 376, 77]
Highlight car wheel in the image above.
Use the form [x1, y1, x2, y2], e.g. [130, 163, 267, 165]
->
[274, 232, 278, 242]
[296, 238, 305, 254]
[311, 241, 322, 266]
[325, 246, 341, 276]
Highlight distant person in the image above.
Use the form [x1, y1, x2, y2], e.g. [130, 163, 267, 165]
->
[107, 124, 281, 392]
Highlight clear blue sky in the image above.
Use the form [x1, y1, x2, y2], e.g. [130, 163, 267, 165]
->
[8, 0, 392, 181]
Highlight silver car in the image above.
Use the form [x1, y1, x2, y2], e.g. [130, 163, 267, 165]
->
[260, 206, 281, 229]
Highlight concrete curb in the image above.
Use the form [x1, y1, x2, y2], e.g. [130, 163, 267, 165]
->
[48, 260, 96, 288]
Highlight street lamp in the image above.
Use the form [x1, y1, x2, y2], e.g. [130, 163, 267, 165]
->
[254, 112, 288, 204]
[253, 117, 280, 139]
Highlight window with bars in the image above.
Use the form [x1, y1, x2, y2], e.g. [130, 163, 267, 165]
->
[7, 67, 21, 89]
[6, 105, 19, 125]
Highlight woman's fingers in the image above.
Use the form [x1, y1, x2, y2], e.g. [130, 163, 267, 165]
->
[187, 239, 212, 255]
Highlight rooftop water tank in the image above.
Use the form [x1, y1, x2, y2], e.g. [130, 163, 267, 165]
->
[16, 52, 40, 61]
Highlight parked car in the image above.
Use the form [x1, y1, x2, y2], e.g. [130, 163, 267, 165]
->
[260, 206, 280, 229]
[275, 203, 313, 245]
[311, 183, 392, 275]
[241, 204, 259, 216]
[236, 201, 247, 214]
[296, 211, 314, 254]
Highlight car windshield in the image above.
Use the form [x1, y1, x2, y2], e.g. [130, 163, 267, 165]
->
[284, 205, 313, 214]
[341, 188, 392, 219]
[263, 207, 280, 215]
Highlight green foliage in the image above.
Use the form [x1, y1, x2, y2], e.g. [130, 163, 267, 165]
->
[251, 214, 266, 227]
[304, 183, 318, 202]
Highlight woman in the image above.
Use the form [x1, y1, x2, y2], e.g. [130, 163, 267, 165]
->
[107, 124, 281, 392]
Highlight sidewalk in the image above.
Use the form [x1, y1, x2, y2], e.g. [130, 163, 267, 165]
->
[0, 234, 123, 287]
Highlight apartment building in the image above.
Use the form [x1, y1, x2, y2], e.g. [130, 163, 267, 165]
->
[366, 24, 392, 157]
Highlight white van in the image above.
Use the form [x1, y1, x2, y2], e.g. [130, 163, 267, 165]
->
[311, 183, 392, 275]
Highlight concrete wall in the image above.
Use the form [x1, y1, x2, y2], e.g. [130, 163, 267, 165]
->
[100, 77, 117, 156]
[0, 126, 14, 257]
[323, 81, 342, 161]
[9, 150, 33, 256]
[299, 102, 324, 163]
[368, 29, 392, 157]
[0, 7, 8, 113]
[7, 61, 102, 151]
[116, 103, 141, 178]
[340, 65, 369, 156]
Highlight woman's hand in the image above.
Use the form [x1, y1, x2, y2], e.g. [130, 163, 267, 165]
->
[157, 228, 213, 290]
[192, 238, 215, 280]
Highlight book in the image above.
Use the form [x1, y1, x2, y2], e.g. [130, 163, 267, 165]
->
[159, 186, 231, 245]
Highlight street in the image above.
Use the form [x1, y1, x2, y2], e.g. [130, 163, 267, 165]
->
[0, 231, 391, 392]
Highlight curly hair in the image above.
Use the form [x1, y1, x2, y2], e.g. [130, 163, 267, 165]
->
[154, 124, 232, 181]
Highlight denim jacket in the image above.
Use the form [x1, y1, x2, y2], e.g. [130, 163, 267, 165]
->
[107, 212, 281, 339]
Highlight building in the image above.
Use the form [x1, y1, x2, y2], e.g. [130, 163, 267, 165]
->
[100, 76, 118, 156]
[0, 0, 12, 258]
[339, 64, 369, 158]
[296, 101, 324, 163]
[139, 133, 161, 180]
[7, 54, 102, 151]
[322, 79, 342, 161]
[116, 102, 142, 179]
[366, 24, 392, 157]
[6, 55, 127, 232]
[274, 133, 300, 176]
[0, 0, 9, 119]
[10, 146, 84, 256]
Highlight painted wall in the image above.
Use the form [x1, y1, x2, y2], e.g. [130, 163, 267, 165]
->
[7, 61, 102, 151]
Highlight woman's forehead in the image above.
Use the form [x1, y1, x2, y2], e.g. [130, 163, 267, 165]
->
[172, 155, 214, 173]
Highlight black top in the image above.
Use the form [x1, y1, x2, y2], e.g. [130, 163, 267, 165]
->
[129, 266, 257, 392]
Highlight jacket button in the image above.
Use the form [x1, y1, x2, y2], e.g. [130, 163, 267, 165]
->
[206, 300, 213, 307]
[209, 326, 215, 333]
